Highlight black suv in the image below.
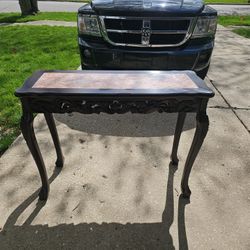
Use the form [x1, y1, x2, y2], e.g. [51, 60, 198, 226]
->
[77, 0, 217, 79]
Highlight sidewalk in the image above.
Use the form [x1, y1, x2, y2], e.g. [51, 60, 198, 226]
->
[211, 4, 250, 15]
[0, 1, 250, 14]
[0, 20, 76, 27]
[0, 24, 249, 249]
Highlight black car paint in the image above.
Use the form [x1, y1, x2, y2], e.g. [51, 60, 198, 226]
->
[78, 0, 217, 79]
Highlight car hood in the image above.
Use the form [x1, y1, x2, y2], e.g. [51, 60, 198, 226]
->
[91, 0, 204, 15]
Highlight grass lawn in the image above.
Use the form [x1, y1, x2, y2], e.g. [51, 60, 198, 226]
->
[218, 16, 250, 38]
[205, 0, 249, 3]
[40, 0, 88, 2]
[233, 27, 250, 37]
[42, 0, 249, 3]
[0, 12, 77, 23]
[0, 26, 80, 154]
[218, 15, 250, 26]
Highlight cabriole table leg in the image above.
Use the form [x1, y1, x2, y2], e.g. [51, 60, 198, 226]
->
[20, 111, 49, 201]
[181, 111, 209, 198]
[44, 113, 64, 168]
[171, 112, 187, 166]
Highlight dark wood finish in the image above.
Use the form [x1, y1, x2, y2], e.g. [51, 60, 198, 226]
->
[15, 70, 214, 201]
[171, 112, 186, 166]
[20, 99, 49, 200]
[181, 100, 209, 198]
[44, 113, 64, 168]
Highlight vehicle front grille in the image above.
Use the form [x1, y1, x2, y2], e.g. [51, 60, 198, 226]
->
[104, 19, 142, 30]
[100, 16, 194, 47]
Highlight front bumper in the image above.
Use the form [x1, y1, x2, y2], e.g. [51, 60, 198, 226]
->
[78, 37, 214, 72]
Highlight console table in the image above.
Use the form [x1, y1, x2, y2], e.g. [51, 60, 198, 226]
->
[15, 70, 214, 201]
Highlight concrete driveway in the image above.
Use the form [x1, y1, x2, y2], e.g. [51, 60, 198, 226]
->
[0, 26, 250, 249]
[208, 25, 250, 131]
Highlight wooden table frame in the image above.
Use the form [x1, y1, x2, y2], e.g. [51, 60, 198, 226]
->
[15, 70, 214, 201]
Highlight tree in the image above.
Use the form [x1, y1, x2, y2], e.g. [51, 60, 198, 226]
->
[19, 0, 39, 16]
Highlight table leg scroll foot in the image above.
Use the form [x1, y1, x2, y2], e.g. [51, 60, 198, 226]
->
[44, 113, 64, 168]
[181, 112, 209, 199]
[55, 157, 64, 168]
[21, 111, 49, 201]
[170, 112, 186, 167]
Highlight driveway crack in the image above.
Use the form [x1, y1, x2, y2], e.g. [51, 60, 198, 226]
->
[207, 76, 250, 133]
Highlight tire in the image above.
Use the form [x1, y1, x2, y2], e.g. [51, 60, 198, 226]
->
[196, 65, 210, 80]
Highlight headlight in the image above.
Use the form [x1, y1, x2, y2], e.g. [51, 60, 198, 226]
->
[78, 14, 101, 36]
[192, 16, 217, 38]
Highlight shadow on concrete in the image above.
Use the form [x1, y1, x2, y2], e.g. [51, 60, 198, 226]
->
[55, 112, 195, 137]
[0, 163, 189, 250]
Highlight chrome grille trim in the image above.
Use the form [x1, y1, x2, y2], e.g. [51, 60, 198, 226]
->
[106, 29, 141, 34]
[106, 29, 188, 35]
[99, 16, 197, 48]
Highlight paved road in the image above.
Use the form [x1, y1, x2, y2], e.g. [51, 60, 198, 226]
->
[0, 1, 250, 14]
[0, 1, 83, 13]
